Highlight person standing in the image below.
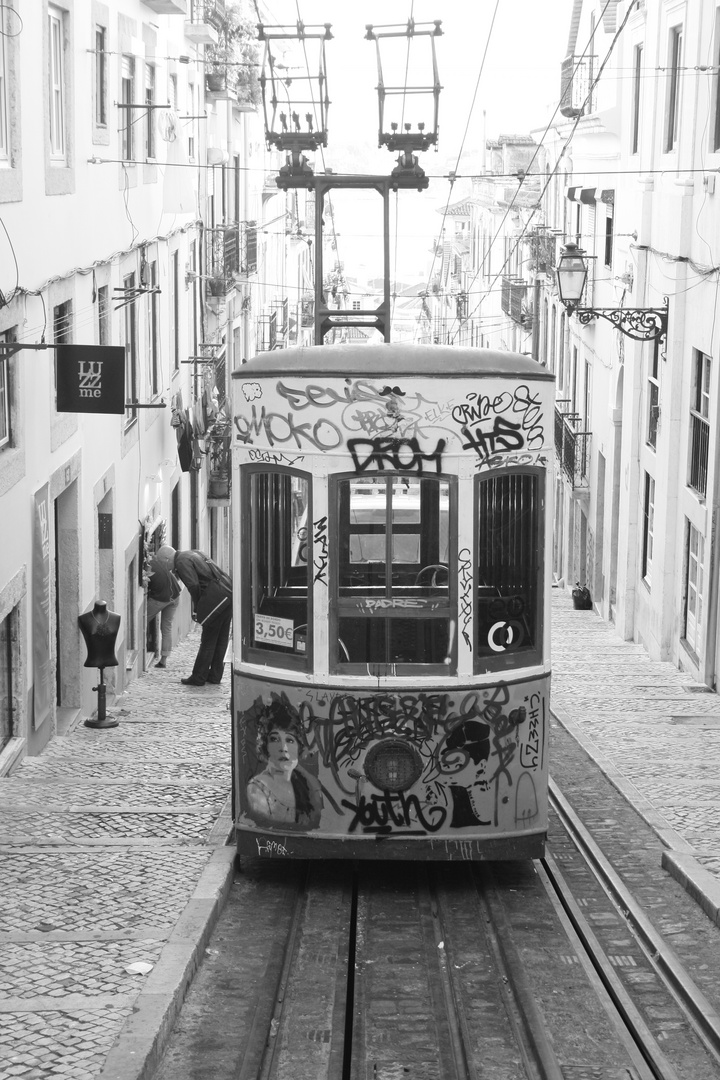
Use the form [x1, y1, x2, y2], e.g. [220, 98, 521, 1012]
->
[156, 545, 232, 686]
[146, 552, 182, 668]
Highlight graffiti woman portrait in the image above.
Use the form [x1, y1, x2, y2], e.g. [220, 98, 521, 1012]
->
[246, 698, 323, 830]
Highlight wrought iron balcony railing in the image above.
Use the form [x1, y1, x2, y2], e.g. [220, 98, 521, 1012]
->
[555, 404, 591, 488]
[689, 412, 709, 497]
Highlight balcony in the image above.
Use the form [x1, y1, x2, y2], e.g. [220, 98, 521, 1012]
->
[206, 419, 231, 503]
[143, 0, 187, 14]
[205, 222, 257, 297]
[271, 297, 289, 344]
[257, 310, 277, 352]
[205, 227, 236, 297]
[301, 294, 314, 328]
[526, 231, 557, 276]
[185, 0, 223, 43]
[560, 54, 595, 118]
[501, 276, 532, 329]
[555, 404, 591, 489]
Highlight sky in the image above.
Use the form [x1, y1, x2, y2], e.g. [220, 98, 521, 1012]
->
[255, 0, 575, 282]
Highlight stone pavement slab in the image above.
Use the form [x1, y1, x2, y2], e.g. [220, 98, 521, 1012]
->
[0, 627, 236, 1080]
[551, 589, 720, 927]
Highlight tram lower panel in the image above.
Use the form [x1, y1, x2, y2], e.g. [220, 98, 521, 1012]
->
[233, 672, 549, 862]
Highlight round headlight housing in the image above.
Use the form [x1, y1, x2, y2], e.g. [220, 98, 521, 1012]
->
[364, 740, 423, 792]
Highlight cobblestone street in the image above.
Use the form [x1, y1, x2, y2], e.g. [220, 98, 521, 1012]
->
[3, 598, 720, 1078]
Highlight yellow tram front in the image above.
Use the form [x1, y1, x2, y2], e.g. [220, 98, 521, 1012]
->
[231, 344, 555, 861]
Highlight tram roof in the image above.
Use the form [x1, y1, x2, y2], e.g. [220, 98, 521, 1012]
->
[232, 344, 555, 381]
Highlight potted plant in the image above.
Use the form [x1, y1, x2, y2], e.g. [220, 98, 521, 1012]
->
[206, 1, 261, 106]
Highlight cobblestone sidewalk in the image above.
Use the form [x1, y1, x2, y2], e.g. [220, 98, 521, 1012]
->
[0, 626, 235, 1080]
[551, 589, 720, 924]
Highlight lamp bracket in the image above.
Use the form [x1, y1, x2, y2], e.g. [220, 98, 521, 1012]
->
[572, 297, 668, 343]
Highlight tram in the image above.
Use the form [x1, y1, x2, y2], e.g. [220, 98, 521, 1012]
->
[230, 343, 554, 861]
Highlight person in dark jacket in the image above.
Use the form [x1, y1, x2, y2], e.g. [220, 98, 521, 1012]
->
[157, 545, 232, 686]
[146, 552, 182, 668]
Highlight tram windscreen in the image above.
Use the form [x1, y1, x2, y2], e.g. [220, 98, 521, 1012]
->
[475, 471, 542, 666]
[335, 476, 454, 672]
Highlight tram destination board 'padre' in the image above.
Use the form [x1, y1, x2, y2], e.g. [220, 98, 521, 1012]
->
[229, 343, 555, 862]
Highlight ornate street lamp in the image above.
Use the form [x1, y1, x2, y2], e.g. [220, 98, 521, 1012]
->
[556, 243, 668, 343]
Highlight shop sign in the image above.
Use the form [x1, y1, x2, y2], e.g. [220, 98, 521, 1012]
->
[56, 345, 126, 414]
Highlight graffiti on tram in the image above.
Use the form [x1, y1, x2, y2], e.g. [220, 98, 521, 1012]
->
[234, 377, 548, 471]
[235, 680, 547, 838]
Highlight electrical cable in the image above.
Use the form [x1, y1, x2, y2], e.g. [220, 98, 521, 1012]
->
[449, 0, 637, 344]
[414, 0, 501, 342]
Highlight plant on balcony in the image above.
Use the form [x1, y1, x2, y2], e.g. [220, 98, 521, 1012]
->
[205, 1, 260, 106]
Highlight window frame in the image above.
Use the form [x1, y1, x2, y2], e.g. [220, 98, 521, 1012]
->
[145, 62, 155, 161]
[121, 55, 134, 161]
[330, 472, 457, 676]
[240, 465, 313, 673]
[149, 260, 159, 396]
[123, 273, 137, 424]
[665, 24, 683, 153]
[631, 42, 642, 155]
[473, 467, 545, 674]
[97, 284, 110, 345]
[642, 471, 655, 585]
[95, 25, 107, 127]
[0, 4, 8, 161]
[684, 520, 705, 656]
[713, 7, 720, 153]
[689, 349, 711, 497]
[48, 5, 66, 161]
[0, 329, 13, 449]
[646, 341, 660, 449]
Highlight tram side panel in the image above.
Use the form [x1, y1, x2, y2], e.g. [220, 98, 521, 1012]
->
[231, 358, 554, 860]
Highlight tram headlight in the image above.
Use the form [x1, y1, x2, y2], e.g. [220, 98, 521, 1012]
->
[364, 740, 423, 793]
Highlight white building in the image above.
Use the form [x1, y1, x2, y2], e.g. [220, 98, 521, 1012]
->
[0, 0, 307, 769]
[539, 0, 720, 687]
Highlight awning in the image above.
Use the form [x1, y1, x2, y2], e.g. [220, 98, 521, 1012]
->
[566, 186, 597, 204]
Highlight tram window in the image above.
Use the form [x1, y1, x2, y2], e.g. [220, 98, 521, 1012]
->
[334, 476, 455, 673]
[244, 469, 311, 666]
[475, 471, 542, 670]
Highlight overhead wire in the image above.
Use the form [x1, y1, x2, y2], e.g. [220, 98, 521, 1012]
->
[449, 0, 638, 344]
[413, 0, 501, 342]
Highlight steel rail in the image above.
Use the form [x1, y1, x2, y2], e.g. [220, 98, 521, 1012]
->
[425, 865, 479, 1080]
[549, 778, 720, 1066]
[538, 854, 677, 1080]
[472, 863, 567, 1080]
[236, 868, 310, 1080]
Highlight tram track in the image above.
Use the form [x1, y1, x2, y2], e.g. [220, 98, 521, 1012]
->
[151, 817, 720, 1080]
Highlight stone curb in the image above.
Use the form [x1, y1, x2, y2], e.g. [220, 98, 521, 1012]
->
[97, 841, 237, 1080]
[661, 851, 720, 929]
[551, 701, 720, 918]
[550, 702, 696, 854]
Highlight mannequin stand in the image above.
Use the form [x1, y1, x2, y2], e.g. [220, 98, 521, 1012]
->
[84, 668, 119, 729]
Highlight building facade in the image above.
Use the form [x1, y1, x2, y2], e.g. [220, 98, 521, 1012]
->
[0, 0, 309, 770]
[538, 0, 720, 687]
